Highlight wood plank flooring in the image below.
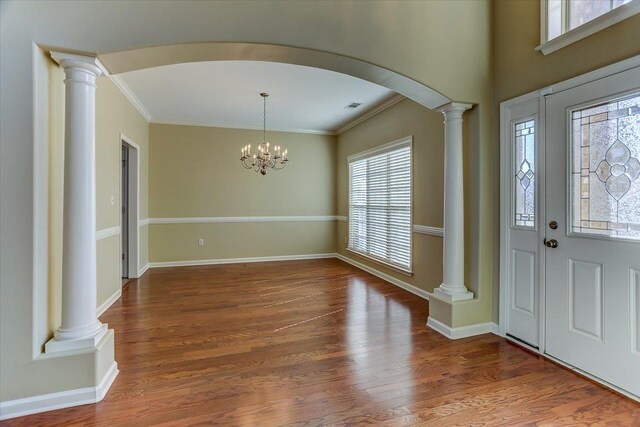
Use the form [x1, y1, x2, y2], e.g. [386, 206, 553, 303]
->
[4, 259, 639, 426]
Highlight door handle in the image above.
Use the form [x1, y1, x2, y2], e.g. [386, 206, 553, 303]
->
[544, 238, 558, 248]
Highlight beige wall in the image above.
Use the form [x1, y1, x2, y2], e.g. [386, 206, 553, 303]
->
[47, 60, 149, 337]
[336, 98, 444, 293]
[95, 69, 150, 307]
[491, 0, 640, 321]
[148, 124, 336, 262]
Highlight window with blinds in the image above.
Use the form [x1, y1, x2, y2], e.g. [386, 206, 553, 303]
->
[348, 137, 412, 273]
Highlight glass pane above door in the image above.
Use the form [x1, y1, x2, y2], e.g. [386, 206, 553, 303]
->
[570, 92, 640, 240]
[514, 119, 536, 228]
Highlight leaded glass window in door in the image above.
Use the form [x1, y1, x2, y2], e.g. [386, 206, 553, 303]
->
[514, 119, 536, 227]
[571, 92, 640, 240]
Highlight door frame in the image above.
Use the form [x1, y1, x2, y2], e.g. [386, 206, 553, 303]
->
[120, 133, 141, 279]
[499, 55, 640, 400]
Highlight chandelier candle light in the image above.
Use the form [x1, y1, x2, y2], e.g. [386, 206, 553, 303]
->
[240, 93, 289, 175]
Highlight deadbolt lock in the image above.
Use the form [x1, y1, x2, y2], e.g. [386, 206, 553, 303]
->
[549, 220, 558, 230]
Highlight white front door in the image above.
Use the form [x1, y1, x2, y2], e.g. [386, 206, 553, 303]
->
[545, 66, 640, 398]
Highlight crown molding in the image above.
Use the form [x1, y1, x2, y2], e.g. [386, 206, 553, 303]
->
[335, 94, 405, 135]
[150, 119, 336, 136]
[107, 77, 405, 136]
[108, 75, 152, 122]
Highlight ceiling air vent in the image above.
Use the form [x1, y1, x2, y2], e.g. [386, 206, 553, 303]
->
[345, 102, 362, 109]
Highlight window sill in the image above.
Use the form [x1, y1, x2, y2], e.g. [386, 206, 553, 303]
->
[346, 248, 413, 277]
[536, 1, 640, 56]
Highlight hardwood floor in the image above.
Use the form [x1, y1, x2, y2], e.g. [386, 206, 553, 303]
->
[4, 259, 639, 426]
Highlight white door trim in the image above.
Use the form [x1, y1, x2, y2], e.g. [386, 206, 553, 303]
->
[120, 133, 140, 279]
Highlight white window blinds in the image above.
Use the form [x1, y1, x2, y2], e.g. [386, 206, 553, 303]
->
[348, 137, 412, 272]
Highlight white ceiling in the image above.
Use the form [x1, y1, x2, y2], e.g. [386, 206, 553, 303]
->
[117, 61, 396, 134]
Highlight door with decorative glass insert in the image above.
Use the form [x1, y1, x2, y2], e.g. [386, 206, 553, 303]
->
[545, 65, 640, 398]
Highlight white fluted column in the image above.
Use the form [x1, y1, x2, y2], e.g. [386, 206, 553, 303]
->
[433, 102, 474, 302]
[46, 52, 107, 353]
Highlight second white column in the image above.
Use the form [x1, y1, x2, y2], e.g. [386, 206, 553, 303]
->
[433, 102, 474, 302]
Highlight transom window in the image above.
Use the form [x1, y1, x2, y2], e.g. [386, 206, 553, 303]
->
[348, 137, 412, 273]
[539, 0, 640, 55]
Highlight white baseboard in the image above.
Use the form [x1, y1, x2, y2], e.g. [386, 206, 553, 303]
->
[97, 289, 122, 317]
[137, 263, 150, 277]
[427, 316, 499, 339]
[335, 253, 430, 301]
[149, 253, 337, 268]
[0, 362, 118, 421]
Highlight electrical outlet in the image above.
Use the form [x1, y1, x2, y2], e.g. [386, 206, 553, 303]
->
[198, 238, 204, 246]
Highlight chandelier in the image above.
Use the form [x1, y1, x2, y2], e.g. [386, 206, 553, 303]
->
[240, 93, 289, 175]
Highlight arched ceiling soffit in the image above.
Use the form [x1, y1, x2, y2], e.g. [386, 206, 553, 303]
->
[98, 42, 451, 110]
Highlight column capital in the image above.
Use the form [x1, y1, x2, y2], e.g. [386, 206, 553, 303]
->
[50, 51, 106, 77]
[437, 102, 473, 120]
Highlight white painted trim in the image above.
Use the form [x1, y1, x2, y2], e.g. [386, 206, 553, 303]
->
[151, 119, 336, 136]
[335, 94, 405, 134]
[108, 75, 152, 122]
[96, 225, 120, 240]
[426, 317, 499, 340]
[335, 253, 429, 301]
[413, 225, 444, 237]
[150, 253, 337, 268]
[139, 218, 150, 227]
[138, 263, 150, 277]
[149, 94, 404, 137]
[0, 361, 118, 421]
[537, 1, 640, 55]
[97, 289, 122, 317]
[148, 215, 340, 224]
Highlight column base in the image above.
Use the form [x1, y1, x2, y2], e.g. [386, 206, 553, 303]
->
[434, 285, 474, 301]
[45, 323, 108, 353]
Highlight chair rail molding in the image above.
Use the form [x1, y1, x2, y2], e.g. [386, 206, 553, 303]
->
[148, 215, 341, 224]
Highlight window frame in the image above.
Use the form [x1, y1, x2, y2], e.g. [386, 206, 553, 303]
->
[347, 136, 413, 275]
[537, 0, 640, 56]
